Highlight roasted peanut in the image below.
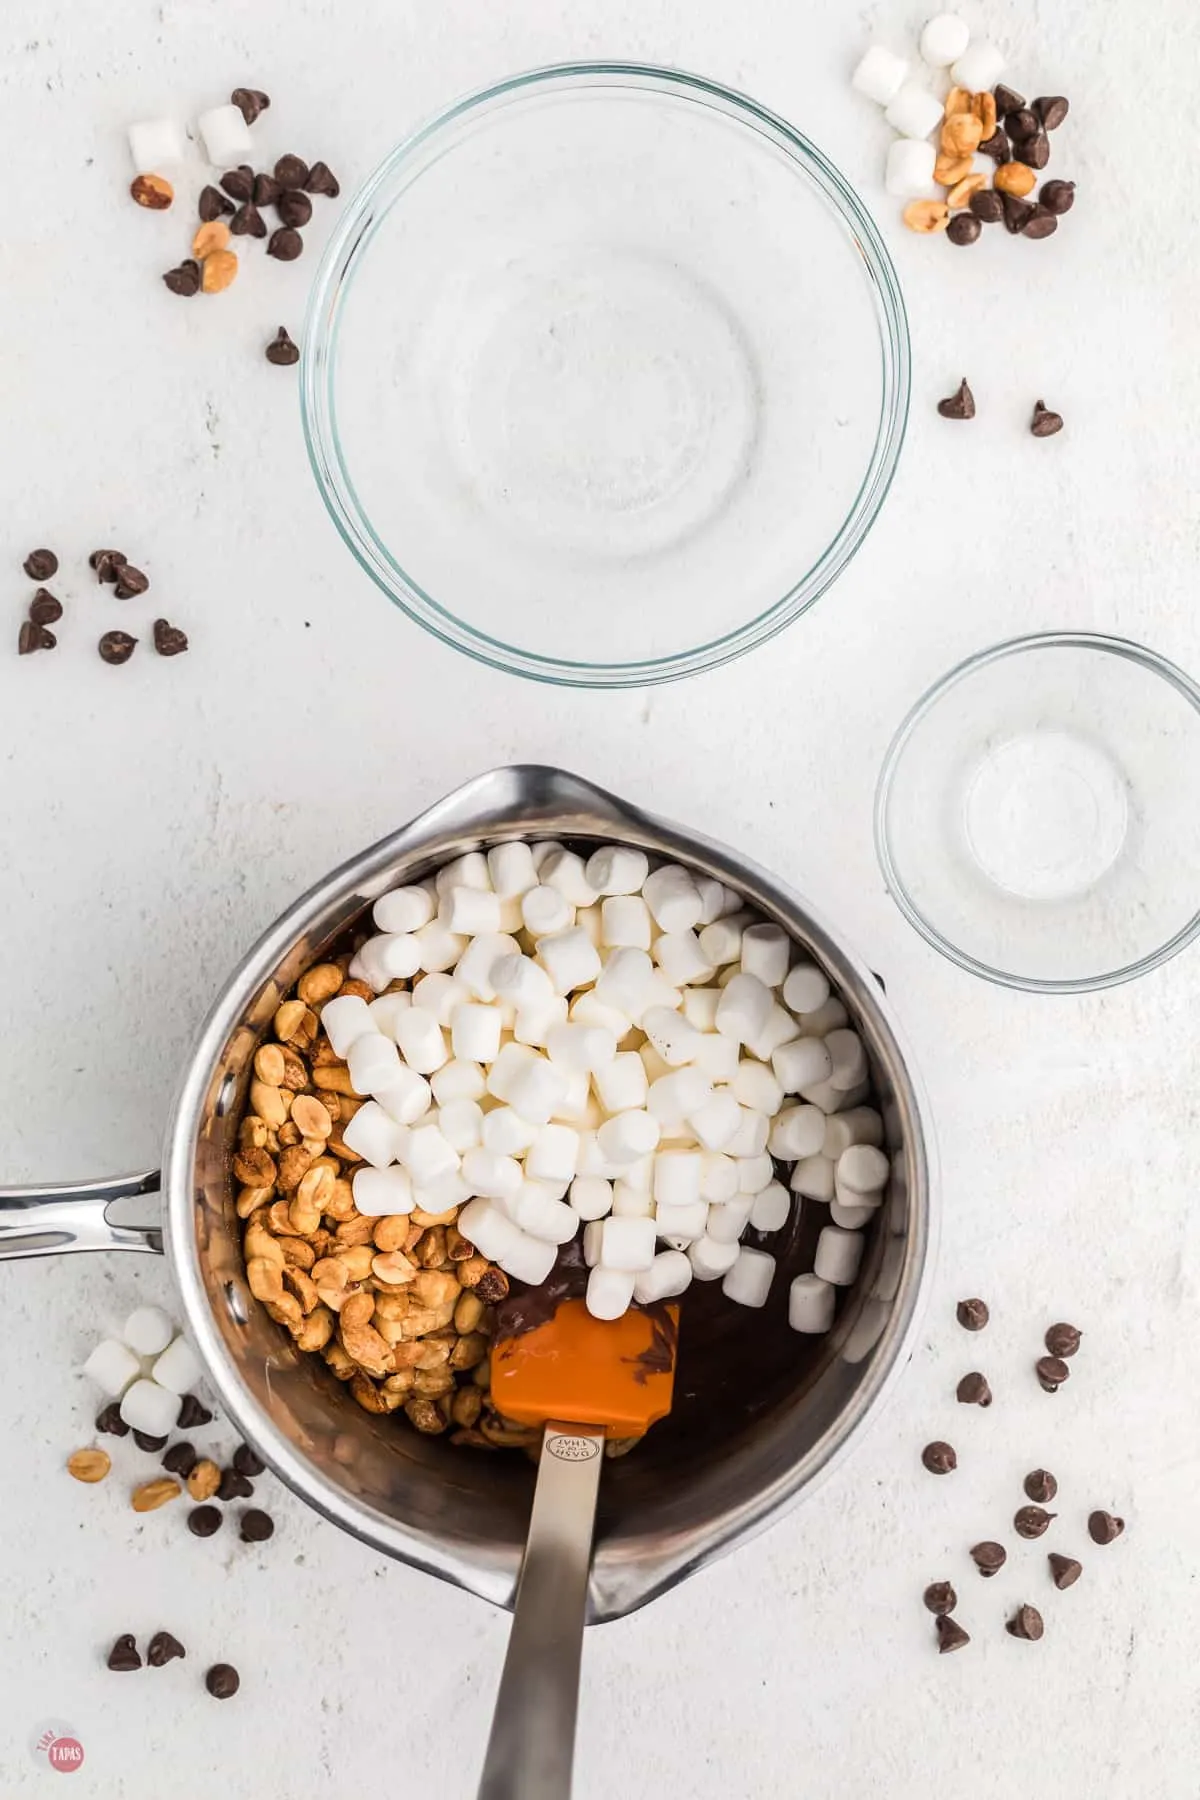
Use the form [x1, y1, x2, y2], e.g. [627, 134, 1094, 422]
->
[314, 1088, 342, 1122]
[277, 1145, 313, 1192]
[903, 200, 950, 234]
[280, 1048, 310, 1091]
[414, 1227, 447, 1269]
[479, 1416, 536, 1449]
[412, 1367, 455, 1398]
[291, 1163, 335, 1233]
[338, 1244, 375, 1284]
[282, 1266, 319, 1313]
[278, 1122, 301, 1148]
[275, 999, 318, 1046]
[297, 963, 343, 1005]
[405, 1397, 449, 1435]
[268, 1198, 303, 1236]
[247, 1257, 285, 1305]
[192, 218, 230, 256]
[940, 112, 983, 156]
[410, 1206, 459, 1229]
[943, 85, 971, 116]
[233, 1146, 276, 1187]
[449, 1332, 489, 1372]
[236, 1184, 273, 1219]
[280, 1236, 316, 1270]
[946, 173, 987, 208]
[340, 1290, 394, 1376]
[971, 90, 998, 138]
[371, 1287, 412, 1321]
[995, 161, 1036, 196]
[294, 1305, 335, 1352]
[244, 1221, 285, 1268]
[290, 1094, 332, 1139]
[453, 1290, 485, 1334]
[322, 1179, 357, 1223]
[254, 1043, 286, 1086]
[456, 1253, 490, 1289]
[445, 1226, 474, 1262]
[250, 1081, 290, 1127]
[350, 1371, 391, 1414]
[383, 1368, 416, 1398]
[451, 1386, 483, 1429]
[399, 1304, 456, 1339]
[201, 248, 238, 293]
[326, 1133, 363, 1163]
[132, 172, 174, 209]
[266, 1291, 304, 1331]
[337, 978, 374, 1001]
[934, 152, 974, 186]
[372, 1250, 417, 1285]
[132, 1477, 182, 1512]
[334, 1214, 375, 1248]
[187, 1459, 221, 1501]
[238, 1115, 271, 1151]
[324, 1339, 357, 1381]
[373, 1214, 414, 1254]
[67, 1448, 111, 1483]
[411, 1269, 459, 1309]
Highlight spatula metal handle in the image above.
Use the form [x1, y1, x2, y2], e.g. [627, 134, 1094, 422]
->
[477, 1423, 605, 1800]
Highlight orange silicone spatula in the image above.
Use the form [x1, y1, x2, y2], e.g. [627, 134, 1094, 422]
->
[476, 1300, 679, 1800]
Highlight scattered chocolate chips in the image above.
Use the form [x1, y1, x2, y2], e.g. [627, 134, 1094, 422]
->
[935, 1615, 970, 1654]
[232, 1444, 265, 1478]
[1006, 1603, 1044, 1642]
[922, 1440, 957, 1475]
[1002, 192, 1035, 235]
[1022, 204, 1058, 239]
[937, 379, 975, 422]
[231, 87, 271, 125]
[969, 189, 1005, 225]
[1044, 1321, 1080, 1357]
[267, 227, 303, 262]
[265, 326, 300, 366]
[956, 1371, 992, 1407]
[107, 1634, 142, 1672]
[187, 1504, 222, 1538]
[1022, 134, 1051, 172]
[956, 1297, 989, 1331]
[1049, 1553, 1083, 1590]
[1088, 1510, 1124, 1545]
[231, 201, 267, 239]
[96, 1402, 130, 1438]
[977, 128, 1011, 164]
[970, 1540, 1006, 1577]
[218, 1467, 254, 1502]
[304, 160, 340, 198]
[23, 548, 57, 580]
[275, 188, 313, 229]
[98, 630, 137, 666]
[1005, 108, 1039, 141]
[1014, 1505, 1056, 1540]
[205, 1663, 240, 1699]
[992, 83, 1026, 116]
[1035, 96, 1070, 131]
[220, 165, 255, 203]
[239, 1508, 274, 1542]
[274, 154, 310, 189]
[946, 212, 981, 247]
[252, 172, 281, 208]
[923, 1581, 957, 1616]
[1024, 1468, 1058, 1504]
[30, 588, 63, 625]
[162, 1442, 198, 1478]
[18, 619, 55, 654]
[1036, 1354, 1070, 1391]
[199, 184, 235, 222]
[91, 548, 126, 583]
[177, 1394, 212, 1429]
[113, 564, 149, 600]
[133, 1430, 168, 1453]
[1040, 180, 1076, 216]
[153, 618, 188, 657]
[163, 259, 201, 297]
[146, 1630, 186, 1666]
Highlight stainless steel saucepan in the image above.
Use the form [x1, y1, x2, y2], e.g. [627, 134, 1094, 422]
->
[0, 766, 934, 1623]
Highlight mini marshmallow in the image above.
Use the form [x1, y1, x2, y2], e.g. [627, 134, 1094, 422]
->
[369, 992, 413, 1039]
[726, 1106, 769, 1159]
[797, 996, 849, 1037]
[569, 992, 632, 1041]
[552, 1067, 594, 1124]
[822, 1107, 884, 1159]
[694, 1032, 740, 1084]
[487, 841, 538, 900]
[716, 973, 774, 1046]
[788, 1273, 837, 1335]
[498, 1231, 560, 1288]
[773, 1035, 833, 1094]
[920, 12, 970, 66]
[320, 994, 375, 1060]
[400, 1124, 460, 1187]
[197, 103, 256, 165]
[455, 932, 521, 1002]
[128, 117, 188, 172]
[122, 1306, 175, 1358]
[461, 1147, 522, 1203]
[733, 1060, 783, 1117]
[782, 961, 831, 1015]
[622, 1153, 654, 1192]
[648, 1068, 712, 1129]
[531, 840, 564, 873]
[576, 1130, 611, 1179]
[700, 1152, 740, 1203]
[415, 1170, 471, 1212]
[633, 1250, 693, 1304]
[538, 927, 602, 996]
[599, 1214, 657, 1272]
[642, 1006, 704, 1068]
[459, 1197, 524, 1264]
[151, 1336, 203, 1396]
[508, 1183, 579, 1245]
[347, 944, 391, 992]
[120, 1377, 184, 1435]
[593, 1052, 648, 1114]
[435, 852, 491, 895]
[582, 1220, 605, 1265]
[654, 1199, 708, 1240]
[723, 1246, 775, 1308]
[750, 1182, 791, 1233]
[526, 1123, 580, 1185]
[826, 1029, 868, 1092]
[814, 1225, 865, 1287]
[374, 1065, 433, 1127]
[437, 1098, 484, 1152]
[521, 885, 574, 938]
[851, 44, 910, 105]
[884, 81, 945, 139]
[353, 1165, 415, 1216]
[415, 922, 468, 974]
[831, 1199, 879, 1230]
[348, 1032, 403, 1096]
[950, 39, 1005, 91]
[450, 1003, 502, 1066]
[538, 849, 597, 908]
[490, 953, 554, 1008]
[600, 894, 652, 950]
[653, 1149, 704, 1207]
[884, 136, 938, 197]
[737, 1154, 774, 1195]
[569, 1176, 614, 1221]
[746, 1001, 801, 1063]
[411, 973, 466, 1025]
[837, 1144, 890, 1194]
[611, 1181, 654, 1217]
[739, 924, 789, 989]
[586, 845, 649, 896]
[514, 996, 569, 1048]
[545, 1022, 616, 1074]
[640, 1042, 673, 1086]
[594, 948, 656, 1020]
[343, 1100, 408, 1168]
[653, 931, 714, 988]
[482, 1107, 539, 1156]
[439, 886, 502, 936]
[394, 1008, 449, 1076]
[597, 1109, 660, 1166]
[798, 1075, 869, 1116]
[790, 1154, 835, 1201]
[587, 1265, 637, 1320]
[373, 885, 435, 934]
[698, 916, 745, 966]
[768, 1104, 827, 1161]
[682, 987, 720, 1032]
[687, 1234, 740, 1280]
[643, 864, 704, 933]
[373, 933, 424, 981]
[82, 1338, 141, 1397]
[505, 1056, 569, 1127]
[430, 1059, 485, 1105]
[704, 1195, 754, 1244]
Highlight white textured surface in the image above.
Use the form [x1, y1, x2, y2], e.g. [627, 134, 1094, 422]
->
[1, 0, 1196, 1793]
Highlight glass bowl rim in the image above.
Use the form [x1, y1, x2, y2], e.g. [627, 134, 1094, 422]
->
[300, 59, 911, 689]
[874, 629, 1200, 994]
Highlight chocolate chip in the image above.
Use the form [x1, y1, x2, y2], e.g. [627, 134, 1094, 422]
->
[187, 1504, 222, 1538]
[946, 212, 981, 247]
[1014, 1505, 1056, 1539]
[23, 548, 57, 580]
[969, 189, 1005, 225]
[133, 1430, 167, 1452]
[232, 1444, 265, 1478]
[274, 154, 310, 189]
[1049, 1553, 1082, 1590]
[992, 83, 1026, 116]
[205, 1663, 240, 1699]
[1036, 1353, 1070, 1391]
[1022, 134, 1051, 171]
[936, 1615, 970, 1654]
[230, 201, 267, 239]
[98, 630, 137, 665]
[1006, 1604, 1044, 1642]
[1022, 205, 1058, 239]
[304, 160, 340, 198]
[937, 379, 975, 422]
[970, 1540, 1006, 1577]
[1088, 1510, 1124, 1545]
[18, 619, 53, 655]
[198, 185, 234, 222]
[253, 172, 281, 207]
[239, 1508, 274, 1542]
[1044, 1321, 1081, 1356]
[265, 326, 300, 366]
[1002, 193, 1035, 234]
[176, 1394, 212, 1429]
[163, 258, 202, 297]
[1005, 108, 1040, 141]
[162, 1442, 198, 1478]
[1034, 96, 1069, 131]
[107, 1634, 142, 1671]
[96, 1402, 130, 1438]
[218, 1467, 254, 1502]
[956, 1297, 989, 1331]
[153, 618, 189, 657]
[231, 87, 271, 125]
[275, 188, 312, 229]
[923, 1581, 957, 1616]
[1039, 180, 1076, 216]
[29, 588, 62, 626]
[113, 564, 149, 599]
[977, 128, 1011, 164]
[267, 226, 303, 262]
[956, 1371, 992, 1407]
[90, 547, 126, 575]
[922, 1441, 957, 1475]
[220, 165, 255, 202]
[146, 1630, 186, 1666]
[1023, 1469, 1058, 1504]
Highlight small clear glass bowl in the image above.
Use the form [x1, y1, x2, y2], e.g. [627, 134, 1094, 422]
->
[302, 62, 909, 687]
[874, 633, 1200, 992]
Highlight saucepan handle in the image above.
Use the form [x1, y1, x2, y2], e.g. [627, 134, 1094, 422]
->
[0, 1172, 164, 1258]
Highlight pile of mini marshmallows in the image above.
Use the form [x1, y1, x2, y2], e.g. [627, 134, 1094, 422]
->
[319, 841, 889, 1333]
[128, 102, 261, 182]
[854, 16, 1005, 200]
[82, 1308, 204, 1434]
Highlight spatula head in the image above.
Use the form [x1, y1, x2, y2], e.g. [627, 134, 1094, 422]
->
[490, 1299, 679, 1438]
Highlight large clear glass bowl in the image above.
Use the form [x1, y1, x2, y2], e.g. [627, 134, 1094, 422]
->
[302, 63, 909, 686]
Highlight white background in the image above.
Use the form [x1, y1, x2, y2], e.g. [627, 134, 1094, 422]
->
[2, 0, 1197, 1794]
